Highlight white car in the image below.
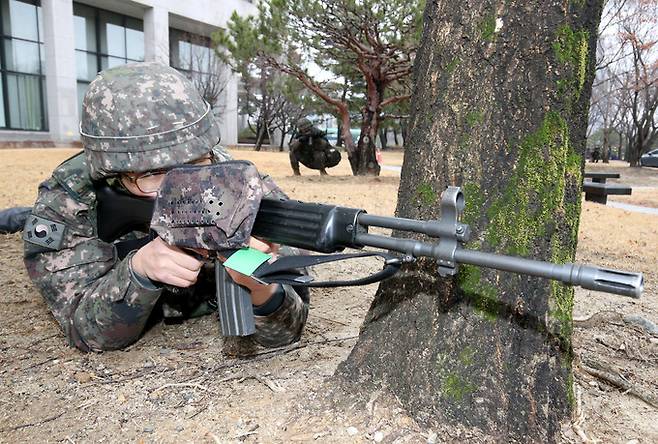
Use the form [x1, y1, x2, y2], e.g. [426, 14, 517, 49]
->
[640, 148, 658, 167]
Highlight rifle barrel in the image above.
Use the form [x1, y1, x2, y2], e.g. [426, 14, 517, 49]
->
[354, 233, 643, 298]
[454, 249, 643, 299]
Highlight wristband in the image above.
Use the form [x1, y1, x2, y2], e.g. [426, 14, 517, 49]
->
[252, 284, 285, 316]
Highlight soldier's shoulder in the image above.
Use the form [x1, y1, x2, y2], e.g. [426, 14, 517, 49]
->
[49, 151, 96, 204]
[30, 151, 96, 228]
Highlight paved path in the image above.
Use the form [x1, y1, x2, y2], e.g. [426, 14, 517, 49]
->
[381, 164, 402, 173]
[607, 201, 658, 216]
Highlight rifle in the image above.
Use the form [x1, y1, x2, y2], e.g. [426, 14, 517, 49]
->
[96, 162, 644, 336]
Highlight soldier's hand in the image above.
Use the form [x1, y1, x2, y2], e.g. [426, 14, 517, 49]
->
[249, 237, 279, 257]
[131, 237, 203, 287]
[221, 237, 281, 306]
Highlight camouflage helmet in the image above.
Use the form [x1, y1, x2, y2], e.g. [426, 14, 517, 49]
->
[296, 118, 313, 133]
[80, 62, 221, 180]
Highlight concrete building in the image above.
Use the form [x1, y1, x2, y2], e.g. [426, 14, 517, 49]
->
[0, 0, 256, 146]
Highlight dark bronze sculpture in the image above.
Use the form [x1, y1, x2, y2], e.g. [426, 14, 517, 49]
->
[289, 118, 341, 175]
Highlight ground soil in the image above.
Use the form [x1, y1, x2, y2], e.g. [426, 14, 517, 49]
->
[0, 149, 656, 443]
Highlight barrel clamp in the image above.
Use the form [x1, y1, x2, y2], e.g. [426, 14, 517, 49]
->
[436, 186, 471, 277]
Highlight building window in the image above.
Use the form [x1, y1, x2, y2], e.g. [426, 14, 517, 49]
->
[170, 29, 226, 109]
[170, 29, 215, 74]
[0, 0, 47, 131]
[73, 2, 144, 114]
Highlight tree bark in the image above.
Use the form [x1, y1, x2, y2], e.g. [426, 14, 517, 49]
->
[353, 128, 381, 175]
[337, 1, 603, 441]
[353, 113, 382, 175]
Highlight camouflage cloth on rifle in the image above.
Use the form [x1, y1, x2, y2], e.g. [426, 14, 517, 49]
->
[289, 118, 341, 175]
[22, 63, 309, 352]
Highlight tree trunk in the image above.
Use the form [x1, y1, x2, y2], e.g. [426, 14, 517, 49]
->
[379, 128, 388, 150]
[631, 123, 658, 167]
[351, 81, 385, 176]
[629, 128, 646, 167]
[255, 73, 268, 152]
[353, 119, 381, 175]
[279, 125, 287, 151]
[393, 127, 399, 146]
[337, 119, 344, 147]
[254, 123, 266, 151]
[629, 146, 640, 167]
[625, 134, 633, 163]
[338, 109, 360, 175]
[337, 1, 603, 441]
[602, 128, 610, 163]
[400, 120, 408, 146]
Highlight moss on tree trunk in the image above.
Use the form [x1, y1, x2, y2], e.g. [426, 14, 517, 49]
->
[337, 0, 603, 441]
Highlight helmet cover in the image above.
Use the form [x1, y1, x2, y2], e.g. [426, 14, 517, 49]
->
[80, 62, 221, 180]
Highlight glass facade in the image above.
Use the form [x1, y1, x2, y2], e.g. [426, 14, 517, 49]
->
[0, 0, 47, 130]
[170, 29, 216, 75]
[170, 29, 224, 107]
[73, 2, 144, 113]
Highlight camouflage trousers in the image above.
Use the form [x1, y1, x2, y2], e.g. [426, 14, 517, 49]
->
[289, 147, 341, 173]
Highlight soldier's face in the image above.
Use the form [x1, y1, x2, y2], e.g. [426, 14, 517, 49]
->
[119, 153, 214, 198]
[120, 172, 161, 198]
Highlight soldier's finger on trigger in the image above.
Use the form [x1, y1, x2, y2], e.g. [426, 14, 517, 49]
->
[173, 266, 201, 283]
[156, 265, 198, 287]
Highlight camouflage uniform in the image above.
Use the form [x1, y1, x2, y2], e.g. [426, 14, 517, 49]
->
[23, 63, 309, 352]
[289, 118, 341, 175]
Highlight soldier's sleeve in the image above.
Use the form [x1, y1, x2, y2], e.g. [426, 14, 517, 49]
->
[23, 183, 163, 352]
[252, 284, 309, 348]
[211, 144, 233, 162]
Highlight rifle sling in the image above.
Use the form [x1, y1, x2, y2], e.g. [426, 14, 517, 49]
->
[113, 237, 402, 288]
[247, 251, 403, 288]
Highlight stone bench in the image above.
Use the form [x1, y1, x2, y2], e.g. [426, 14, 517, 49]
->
[584, 171, 620, 183]
[582, 171, 631, 205]
[582, 182, 632, 204]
